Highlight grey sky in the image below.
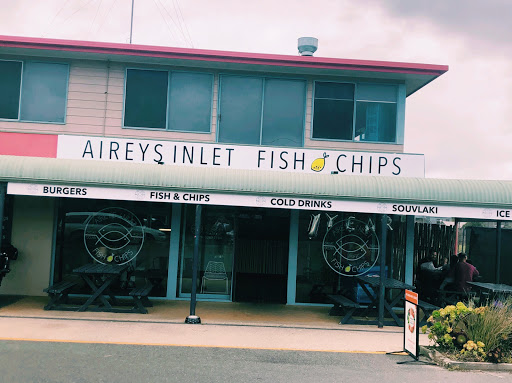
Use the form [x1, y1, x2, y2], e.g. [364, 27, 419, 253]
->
[0, 0, 511, 180]
[363, 0, 512, 54]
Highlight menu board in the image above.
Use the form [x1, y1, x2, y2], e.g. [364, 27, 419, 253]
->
[404, 289, 419, 360]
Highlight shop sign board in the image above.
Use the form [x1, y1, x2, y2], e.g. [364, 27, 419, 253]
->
[6, 182, 512, 222]
[404, 290, 419, 360]
[56, 135, 425, 178]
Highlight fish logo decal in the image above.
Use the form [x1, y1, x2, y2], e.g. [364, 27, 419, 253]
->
[311, 152, 329, 172]
[84, 207, 145, 265]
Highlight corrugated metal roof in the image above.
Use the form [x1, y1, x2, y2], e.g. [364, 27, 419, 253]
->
[1, 155, 511, 208]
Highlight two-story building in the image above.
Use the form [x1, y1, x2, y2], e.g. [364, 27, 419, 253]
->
[1, 35, 511, 310]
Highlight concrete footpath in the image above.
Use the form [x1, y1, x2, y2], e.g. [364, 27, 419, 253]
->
[0, 296, 429, 353]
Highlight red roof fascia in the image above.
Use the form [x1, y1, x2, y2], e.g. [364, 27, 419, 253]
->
[0, 35, 448, 76]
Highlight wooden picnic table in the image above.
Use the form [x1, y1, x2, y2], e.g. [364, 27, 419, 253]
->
[72, 263, 130, 312]
[356, 275, 415, 327]
[467, 281, 512, 301]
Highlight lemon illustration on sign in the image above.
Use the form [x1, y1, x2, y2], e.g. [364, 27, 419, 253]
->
[107, 254, 114, 263]
[344, 265, 351, 273]
[311, 152, 329, 172]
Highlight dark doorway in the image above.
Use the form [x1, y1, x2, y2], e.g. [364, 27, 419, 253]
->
[233, 208, 290, 303]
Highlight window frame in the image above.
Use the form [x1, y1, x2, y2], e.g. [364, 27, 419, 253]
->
[310, 81, 399, 144]
[122, 67, 214, 134]
[0, 59, 69, 125]
[216, 73, 307, 147]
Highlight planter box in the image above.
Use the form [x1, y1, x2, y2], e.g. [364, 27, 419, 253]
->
[420, 346, 512, 371]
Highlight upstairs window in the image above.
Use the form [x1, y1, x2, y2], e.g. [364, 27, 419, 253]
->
[312, 82, 354, 140]
[124, 69, 168, 129]
[0, 61, 21, 120]
[355, 84, 397, 143]
[312, 81, 398, 143]
[123, 69, 213, 133]
[0, 60, 68, 123]
[218, 75, 306, 147]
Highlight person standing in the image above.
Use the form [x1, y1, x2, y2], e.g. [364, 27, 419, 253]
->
[454, 252, 479, 293]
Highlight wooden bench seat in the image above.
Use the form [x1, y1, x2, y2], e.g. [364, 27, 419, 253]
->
[43, 280, 79, 310]
[327, 294, 363, 324]
[417, 299, 440, 326]
[128, 283, 154, 314]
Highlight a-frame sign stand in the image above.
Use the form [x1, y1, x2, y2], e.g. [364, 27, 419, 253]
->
[390, 290, 435, 365]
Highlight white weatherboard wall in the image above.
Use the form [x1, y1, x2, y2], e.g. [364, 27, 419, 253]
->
[1, 196, 54, 296]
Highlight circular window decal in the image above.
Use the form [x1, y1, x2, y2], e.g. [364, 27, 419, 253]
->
[322, 217, 379, 276]
[84, 207, 144, 265]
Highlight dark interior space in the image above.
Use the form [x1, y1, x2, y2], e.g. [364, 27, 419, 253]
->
[234, 209, 290, 303]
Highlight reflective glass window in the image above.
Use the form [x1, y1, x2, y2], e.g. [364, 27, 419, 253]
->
[54, 199, 172, 298]
[355, 102, 397, 142]
[124, 69, 168, 129]
[168, 72, 213, 133]
[20, 62, 68, 123]
[218, 76, 306, 147]
[218, 76, 263, 145]
[0, 60, 22, 119]
[312, 82, 354, 140]
[261, 79, 305, 147]
[179, 205, 235, 298]
[296, 211, 381, 304]
[354, 84, 397, 143]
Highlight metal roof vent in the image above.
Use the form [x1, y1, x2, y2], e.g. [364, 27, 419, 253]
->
[298, 37, 318, 56]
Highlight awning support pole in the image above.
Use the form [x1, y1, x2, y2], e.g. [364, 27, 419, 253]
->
[378, 214, 387, 328]
[454, 218, 459, 255]
[404, 215, 415, 286]
[0, 183, 6, 252]
[185, 204, 202, 324]
[496, 221, 502, 284]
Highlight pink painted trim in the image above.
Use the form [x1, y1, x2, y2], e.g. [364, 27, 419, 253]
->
[0, 132, 58, 158]
[0, 35, 448, 76]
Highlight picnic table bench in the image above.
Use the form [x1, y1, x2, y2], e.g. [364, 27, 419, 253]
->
[417, 299, 440, 326]
[129, 282, 154, 314]
[43, 279, 80, 310]
[327, 294, 363, 324]
[43, 263, 155, 314]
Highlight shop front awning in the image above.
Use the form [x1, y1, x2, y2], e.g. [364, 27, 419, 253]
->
[1, 155, 512, 220]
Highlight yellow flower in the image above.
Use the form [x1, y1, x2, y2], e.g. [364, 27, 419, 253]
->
[473, 307, 485, 314]
[464, 340, 477, 351]
[477, 341, 485, 348]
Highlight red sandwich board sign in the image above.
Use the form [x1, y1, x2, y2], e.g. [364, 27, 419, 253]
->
[404, 289, 419, 360]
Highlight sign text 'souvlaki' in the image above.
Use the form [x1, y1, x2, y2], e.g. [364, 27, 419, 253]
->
[57, 135, 425, 177]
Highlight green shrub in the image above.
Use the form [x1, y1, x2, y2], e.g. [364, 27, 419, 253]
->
[421, 298, 512, 363]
